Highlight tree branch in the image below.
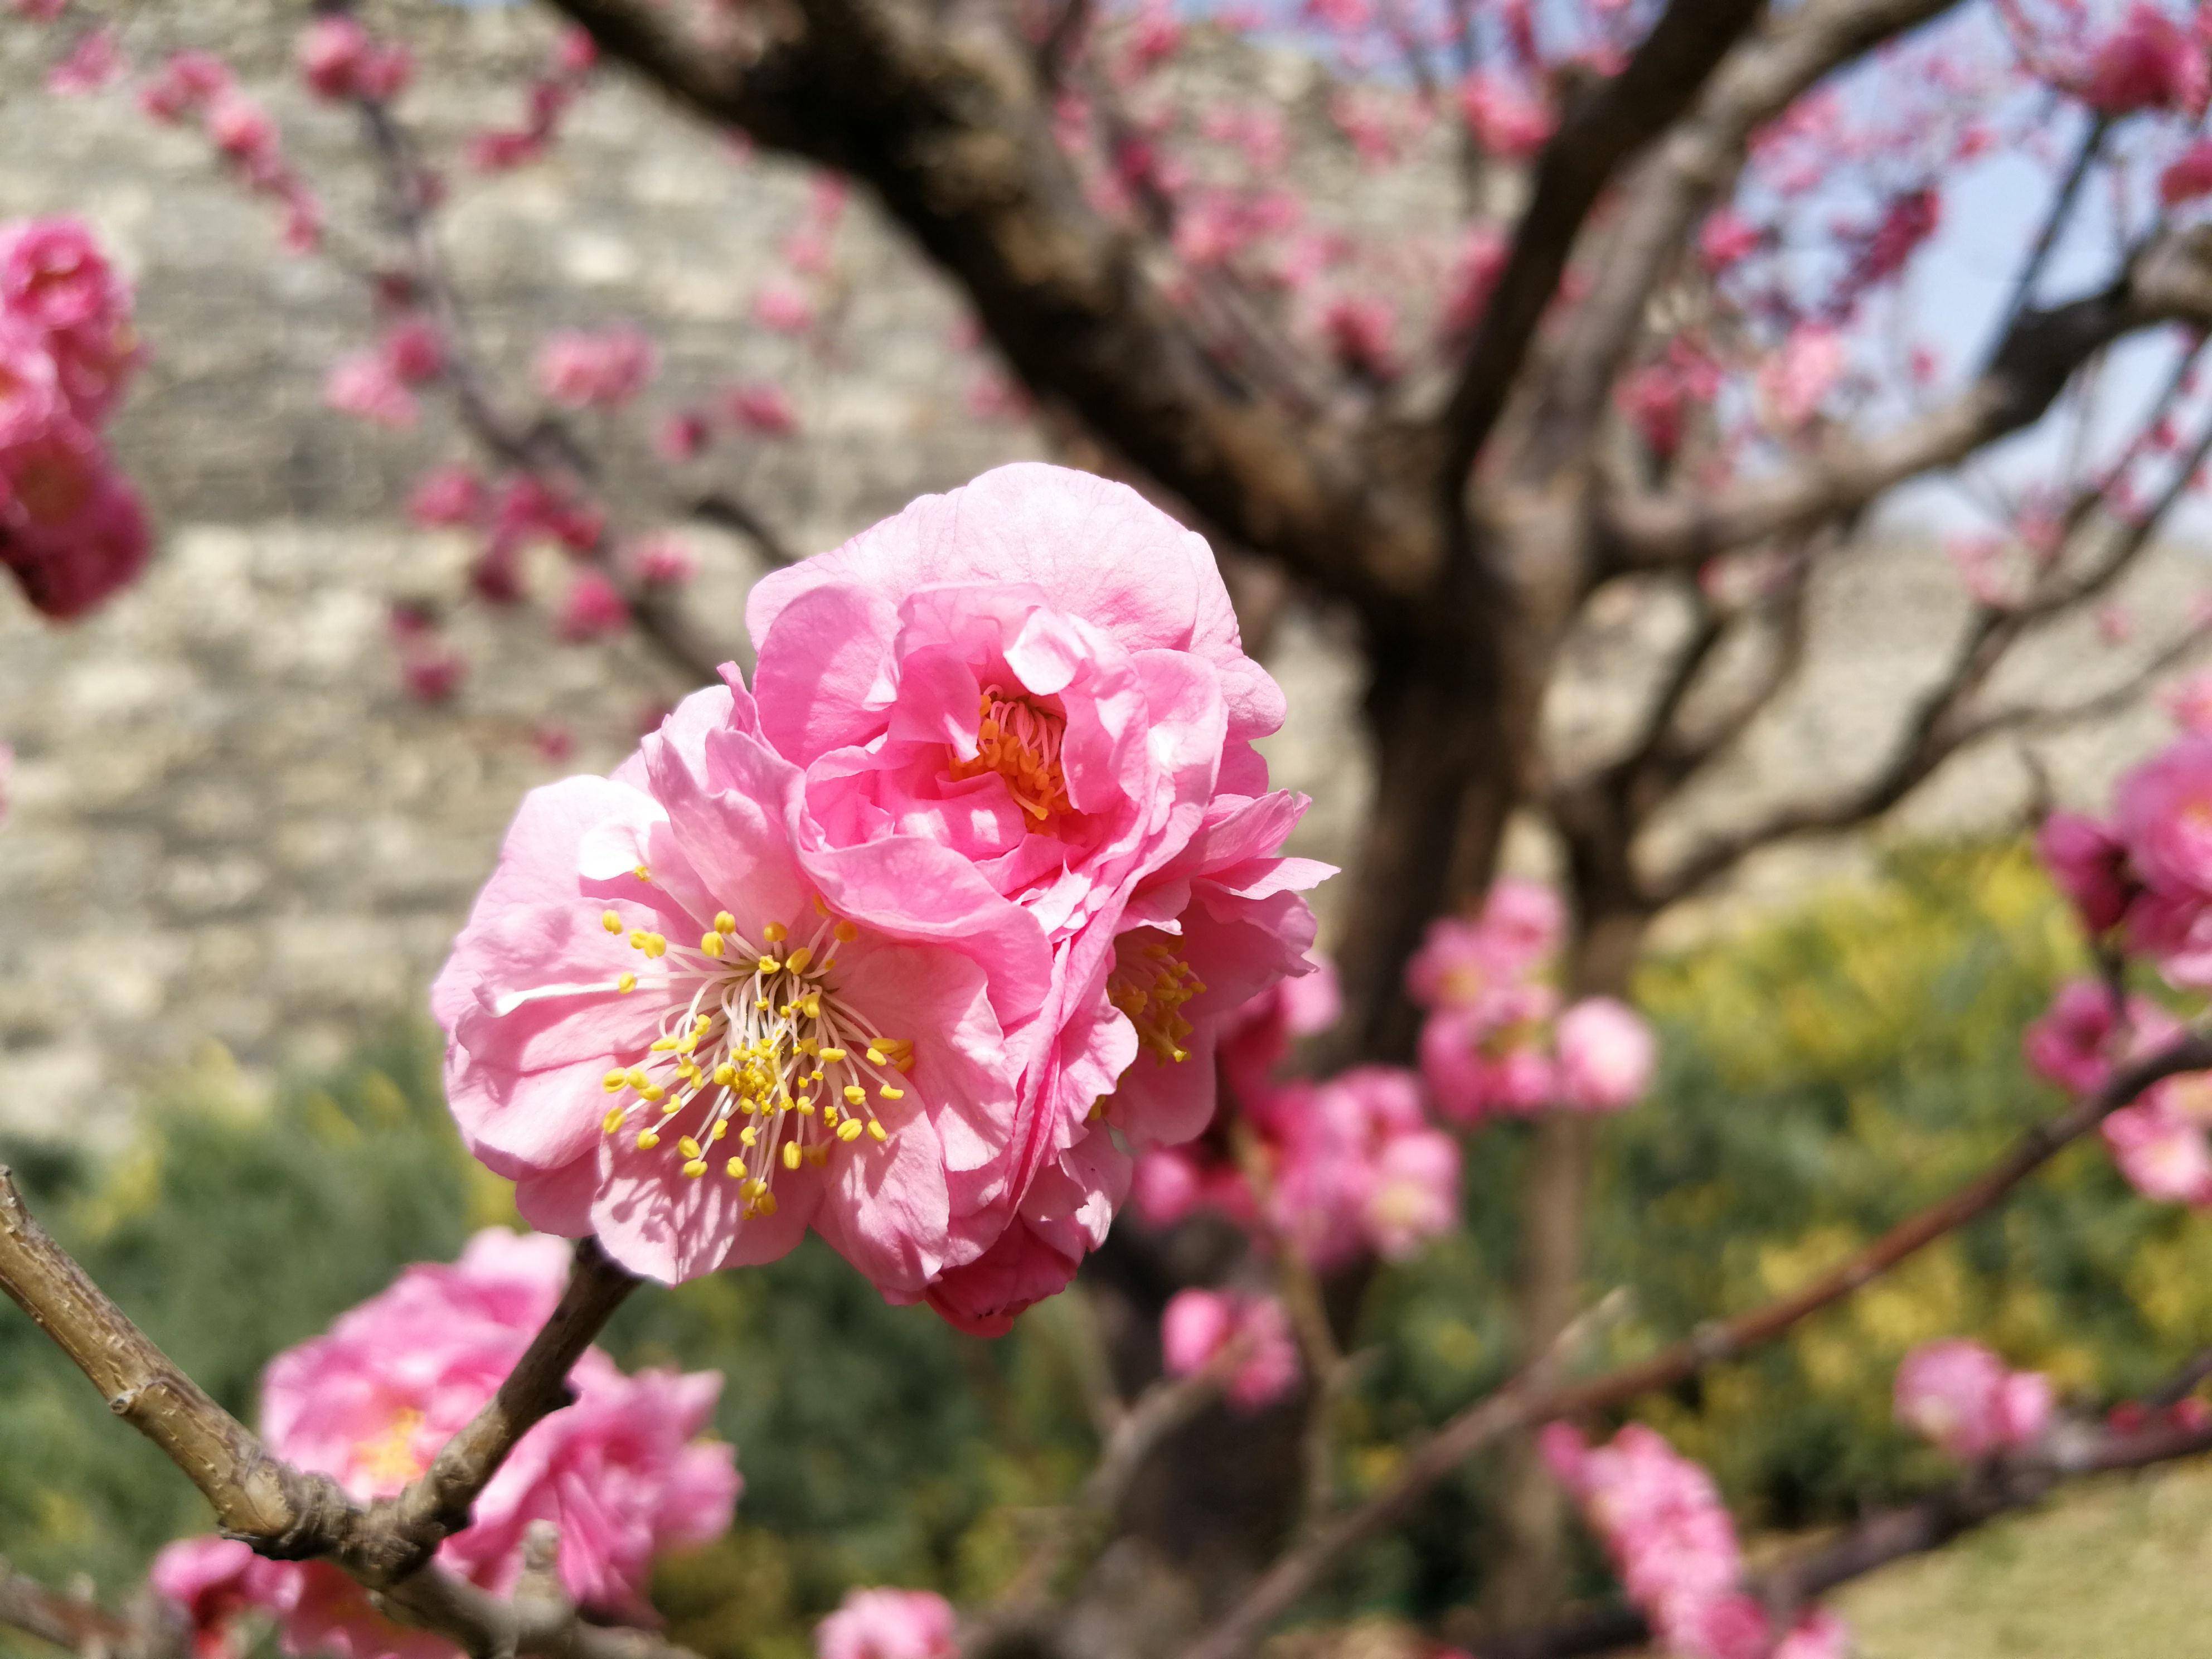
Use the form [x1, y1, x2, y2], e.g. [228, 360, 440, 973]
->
[347, 80, 745, 681]
[1438, 0, 1770, 493]
[1604, 228, 2212, 566]
[0, 1171, 655, 1659]
[0, 1562, 172, 1659]
[540, 0, 1443, 625]
[382, 1240, 638, 1574]
[1519, 0, 1962, 481]
[1177, 1032, 2212, 1659]
[1471, 1408, 2212, 1659]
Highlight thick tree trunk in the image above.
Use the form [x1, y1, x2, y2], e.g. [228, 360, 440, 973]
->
[1327, 611, 1517, 1063]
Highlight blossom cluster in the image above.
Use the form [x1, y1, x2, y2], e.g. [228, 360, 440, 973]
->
[815, 1588, 958, 1659]
[2032, 730, 2212, 1202]
[138, 50, 323, 253]
[1541, 1423, 1846, 1659]
[1130, 964, 1462, 1270]
[1161, 1286, 1302, 1411]
[1409, 880, 1657, 1123]
[433, 465, 1328, 1333]
[1892, 1338, 2053, 1462]
[152, 1230, 738, 1659]
[0, 217, 148, 621]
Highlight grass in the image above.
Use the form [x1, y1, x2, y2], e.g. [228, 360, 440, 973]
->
[1833, 1459, 2212, 1656]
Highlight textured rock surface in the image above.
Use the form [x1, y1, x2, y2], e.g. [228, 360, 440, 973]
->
[0, 5, 2201, 1134]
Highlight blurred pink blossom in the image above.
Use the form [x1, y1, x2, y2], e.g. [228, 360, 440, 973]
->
[815, 1589, 957, 1659]
[1894, 1338, 2054, 1461]
[1161, 1288, 1301, 1410]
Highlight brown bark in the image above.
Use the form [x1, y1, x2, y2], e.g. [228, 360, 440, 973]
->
[1488, 904, 1652, 1623]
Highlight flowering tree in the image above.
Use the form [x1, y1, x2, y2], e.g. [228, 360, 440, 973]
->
[17, 0, 2212, 1655]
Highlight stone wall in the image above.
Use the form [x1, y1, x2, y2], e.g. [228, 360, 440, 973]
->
[0, 4, 2198, 1138]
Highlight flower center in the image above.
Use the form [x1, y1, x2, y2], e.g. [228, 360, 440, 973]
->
[1109, 939, 1206, 1065]
[591, 881, 909, 1219]
[948, 685, 1072, 822]
[350, 1407, 426, 1495]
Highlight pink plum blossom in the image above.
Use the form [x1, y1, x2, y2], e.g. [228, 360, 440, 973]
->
[408, 464, 488, 529]
[1440, 227, 1507, 337]
[139, 52, 232, 124]
[1160, 1287, 1302, 1410]
[627, 532, 697, 588]
[47, 26, 122, 95]
[1698, 209, 1761, 271]
[154, 1230, 737, 1659]
[1, 424, 151, 620]
[1320, 294, 1398, 381]
[2038, 809, 2133, 933]
[2162, 139, 2212, 205]
[324, 351, 417, 429]
[1258, 1065, 1459, 1267]
[537, 327, 657, 409]
[2104, 1092, 2212, 1205]
[1760, 324, 1846, 428]
[298, 16, 371, 99]
[743, 464, 1326, 1328]
[1406, 879, 1563, 1011]
[1894, 1338, 2053, 1461]
[1554, 996, 1657, 1113]
[2077, 3, 2208, 115]
[2164, 670, 2212, 733]
[724, 381, 798, 436]
[555, 571, 630, 642]
[2116, 736, 2212, 901]
[815, 1589, 957, 1659]
[432, 672, 1055, 1294]
[1459, 73, 1553, 158]
[754, 282, 816, 333]
[1544, 1422, 1847, 1659]
[1418, 982, 1558, 1124]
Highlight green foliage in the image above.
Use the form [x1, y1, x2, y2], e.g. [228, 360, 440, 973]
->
[1342, 841, 2212, 1620]
[8, 839, 2212, 1651]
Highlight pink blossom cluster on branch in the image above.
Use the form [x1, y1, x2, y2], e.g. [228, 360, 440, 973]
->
[1161, 1287, 1303, 1410]
[1131, 966, 1463, 1270]
[0, 216, 148, 620]
[1410, 881, 1657, 1123]
[432, 465, 1328, 1333]
[138, 50, 323, 253]
[151, 1229, 738, 1659]
[814, 1587, 958, 1659]
[2030, 730, 2212, 1202]
[1541, 1423, 1847, 1659]
[1892, 1338, 2053, 1462]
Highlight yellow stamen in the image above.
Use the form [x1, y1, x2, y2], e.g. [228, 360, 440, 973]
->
[601, 910, 623, 934]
